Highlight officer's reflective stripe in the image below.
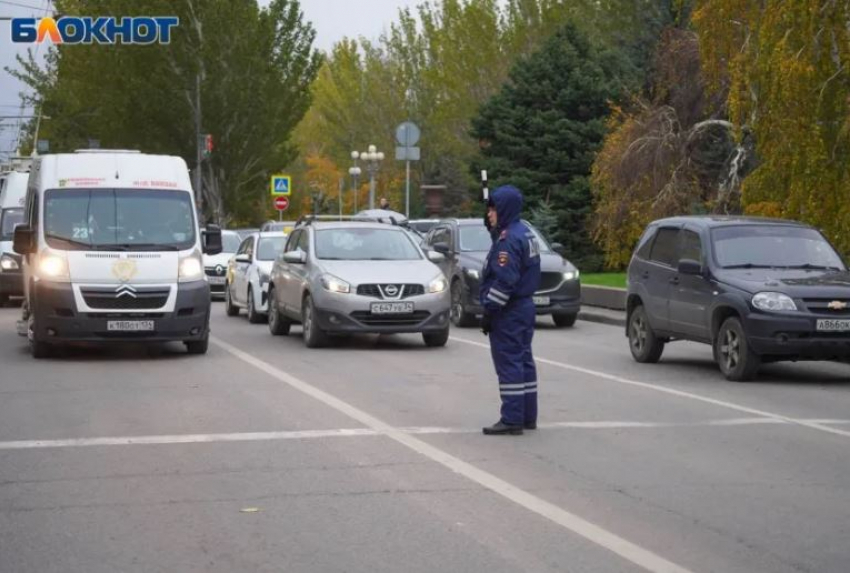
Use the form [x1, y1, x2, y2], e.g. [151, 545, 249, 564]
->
[500, 390, 525, 396]
[524, 383, 538, 391]
[486, 293, 506, 306]
[499, 383, 525, 390]
[489, 288, 509, 301]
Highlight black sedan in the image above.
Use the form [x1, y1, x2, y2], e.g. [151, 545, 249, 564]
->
[422, 218, 581, 327]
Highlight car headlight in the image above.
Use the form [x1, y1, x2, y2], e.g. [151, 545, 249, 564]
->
[563, 270, 580, 281]
[0, 254, 19, 271]
[37, 252, 69, 282]
[429, 276, 448, 293]
[179, 251, 204, 282]
[465, 268, 479, 280]
[752, 292, 797, 312]
[321, 274, 350, 294]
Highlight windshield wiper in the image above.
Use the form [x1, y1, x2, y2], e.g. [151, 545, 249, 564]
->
[722, 263, 776, 269]
[780, 263, 843, 271]
[44, 233, 93, 250]
[111, 243, 180, 251]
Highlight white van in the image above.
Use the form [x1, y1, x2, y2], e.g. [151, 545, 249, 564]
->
[12, 150, 222, 358]
[0, 171, 28, 305]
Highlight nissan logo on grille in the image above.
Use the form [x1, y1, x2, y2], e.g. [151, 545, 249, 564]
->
[384, 285, 399, 296]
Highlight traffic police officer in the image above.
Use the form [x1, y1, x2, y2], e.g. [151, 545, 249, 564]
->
[479, 185, 542, 435]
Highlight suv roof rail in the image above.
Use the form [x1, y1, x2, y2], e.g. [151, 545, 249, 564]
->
[294, 214, 407, 227]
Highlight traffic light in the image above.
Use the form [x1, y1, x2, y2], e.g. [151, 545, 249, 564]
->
[202, 133, 213, 158]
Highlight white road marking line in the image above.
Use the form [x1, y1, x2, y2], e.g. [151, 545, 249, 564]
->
[451, 335, 850, 440]
[4, 418, 849, 451]
[209, 336, 693, 573]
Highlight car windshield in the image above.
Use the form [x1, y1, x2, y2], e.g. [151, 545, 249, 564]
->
[44, 188, 196, 251]
[221, 232, 241, 253]
[712, 225, 846, 270]
[0, 208, 24, 241]
[316, 227, 422, 260]
[458, 223, 552, 253]
[257, 236, 287, 260]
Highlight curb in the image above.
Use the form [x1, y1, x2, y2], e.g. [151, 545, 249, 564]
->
[578, 309, 626, 328]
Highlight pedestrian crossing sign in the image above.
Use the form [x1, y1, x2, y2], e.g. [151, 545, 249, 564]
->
[270, 174, 291, 196]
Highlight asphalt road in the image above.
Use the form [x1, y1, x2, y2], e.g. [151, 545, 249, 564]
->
[0, 303, 848, 573]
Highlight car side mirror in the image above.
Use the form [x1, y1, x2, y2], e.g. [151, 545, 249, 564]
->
[427, 250, 445, 263]
[203, 225, 223, 255]
[432, 242, 451, 255]
[235, 254, 251, 264]
[678, 258, 702, 275]
[551, 242, 565, 256]
[12, 225, 34, 255]
[283, 250, 306, 264]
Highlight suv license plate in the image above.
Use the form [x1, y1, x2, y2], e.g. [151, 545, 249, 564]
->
[816, 319, 850, 332]
[107, 321, 155, 332]
[371, 302, 414, 315]
[533, 296, 550, 306]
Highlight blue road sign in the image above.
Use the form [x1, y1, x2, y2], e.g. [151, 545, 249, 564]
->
[271, 174, 291, 196]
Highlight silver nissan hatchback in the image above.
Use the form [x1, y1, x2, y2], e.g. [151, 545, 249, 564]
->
[267, 219, 451, 348]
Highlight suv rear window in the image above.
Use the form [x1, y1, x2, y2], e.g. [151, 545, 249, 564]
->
[648, 228, 679, 266]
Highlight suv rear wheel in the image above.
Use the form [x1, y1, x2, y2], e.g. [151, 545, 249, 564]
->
[224, 283, 239, 316]
[247, 288, 264, 324]
[267, 287, 291, 336]
[628, 305, 664, 363]
[715, 317, 761, 381]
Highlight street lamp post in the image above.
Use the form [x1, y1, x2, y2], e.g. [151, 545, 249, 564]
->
[359, 144, 384, 210]
[348, 151, 362, 214]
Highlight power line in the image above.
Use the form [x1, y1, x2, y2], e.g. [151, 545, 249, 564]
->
[0, 0, 52, 11]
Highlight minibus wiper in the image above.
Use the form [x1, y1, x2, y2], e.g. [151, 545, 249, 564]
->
[112, 243, 180, 251]
[44, 233, 92, 250]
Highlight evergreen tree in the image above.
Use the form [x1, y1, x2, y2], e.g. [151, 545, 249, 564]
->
[470, 23, 628, 269]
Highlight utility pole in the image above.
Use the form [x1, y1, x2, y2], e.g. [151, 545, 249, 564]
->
[194, 72, 203, 214]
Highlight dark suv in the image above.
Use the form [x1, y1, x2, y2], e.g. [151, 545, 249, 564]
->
[626, 216, 850, 380]
[423, 218, 581, 327]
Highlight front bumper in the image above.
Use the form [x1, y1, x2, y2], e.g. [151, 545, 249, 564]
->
[205, 269, 227, 297]
[461, 276, 581, 316]
[0, 270, 23, 297]
[744, 311, 850, 360]
[312, 287, 451, 334]
[30, 281, 211, 343]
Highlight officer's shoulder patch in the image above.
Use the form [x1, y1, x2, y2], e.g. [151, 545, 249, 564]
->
[498, 251, 509, 266]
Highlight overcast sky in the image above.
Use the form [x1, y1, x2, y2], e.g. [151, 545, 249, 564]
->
[0, 0, 421, 158]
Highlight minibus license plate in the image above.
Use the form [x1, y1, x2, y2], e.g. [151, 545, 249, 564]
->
[816, 319, 850, 332]
[371, 302, 414, 314]
[107, 321, 155, 332]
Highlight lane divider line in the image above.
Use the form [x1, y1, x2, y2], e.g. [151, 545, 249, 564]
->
[210, 336, 694, 573]
[450, 335, 850, 440]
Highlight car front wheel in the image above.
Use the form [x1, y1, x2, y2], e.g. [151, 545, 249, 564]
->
[450, 280, 476, 327]
[552, 312, 577, 328]
[301, 294, 328, 348]
[628, 305, 664, 363]
[715, 317, 761, 381]
[423, 327, 450, 347]
[224, 283, 239, 316]
[247, 287, 264, 324]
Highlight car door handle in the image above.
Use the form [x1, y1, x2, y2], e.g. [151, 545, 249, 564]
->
[669, 276, 680, 285]
[641, 271, 650, 279]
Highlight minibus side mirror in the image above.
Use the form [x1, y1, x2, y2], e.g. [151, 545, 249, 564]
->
[203, 225, 223, 255]
[13, 225, 34, 255]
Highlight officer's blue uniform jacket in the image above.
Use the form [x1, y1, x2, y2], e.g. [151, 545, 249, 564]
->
[479, 185, 542, 426]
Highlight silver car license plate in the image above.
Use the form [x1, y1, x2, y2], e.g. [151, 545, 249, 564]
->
[533, 296, 550, 306]
[107, 320, 154, 332]
[816, 319, 850, 332]
[208, 276, 226, 285]
[371, 302, 414, 315]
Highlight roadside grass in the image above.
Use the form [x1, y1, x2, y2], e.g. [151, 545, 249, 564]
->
[581, 272, 627, 289]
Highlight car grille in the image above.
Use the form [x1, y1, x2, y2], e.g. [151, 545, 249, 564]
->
[356, 284, 426, 299]
[537, 272, 564, 292]
[205, 266, 227, 277]
[803, 298, 850, 315]
[350, 310, 430, 326]
[81, 288, 170, 310]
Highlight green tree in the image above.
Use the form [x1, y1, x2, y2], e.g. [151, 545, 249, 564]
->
[470, 23, 629, 269]
[8, 0, 322, 225]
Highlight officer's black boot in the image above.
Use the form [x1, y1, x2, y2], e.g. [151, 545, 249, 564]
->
[482, 421, 524, 435]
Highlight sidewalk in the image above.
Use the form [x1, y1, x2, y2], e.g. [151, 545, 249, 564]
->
[578, 305, 626, 327]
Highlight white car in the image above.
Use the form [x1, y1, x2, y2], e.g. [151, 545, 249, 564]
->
[204, 230, 241, 299]
[225, 232, 288, 322]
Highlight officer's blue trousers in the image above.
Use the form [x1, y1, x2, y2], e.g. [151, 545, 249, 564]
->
[489, 297, 537, 426]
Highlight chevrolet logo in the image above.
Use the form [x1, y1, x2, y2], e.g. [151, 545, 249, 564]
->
[827, 300, 848, 311]
[115, 285, 137, 299]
